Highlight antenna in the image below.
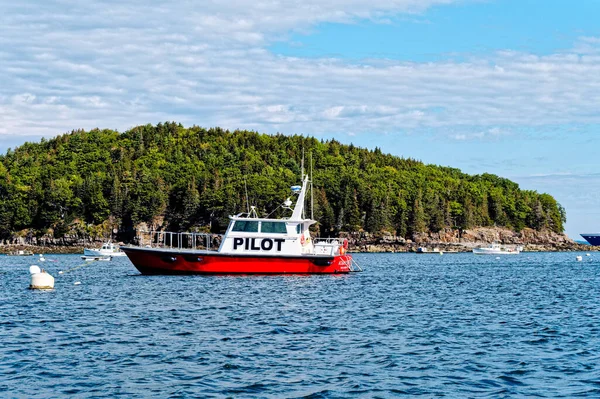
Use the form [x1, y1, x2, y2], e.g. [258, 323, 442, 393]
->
[301, 147, 305, 219]
[301, 147, 305, 181]
[310, 151, 314, 220]
[244, 178, 250, 214]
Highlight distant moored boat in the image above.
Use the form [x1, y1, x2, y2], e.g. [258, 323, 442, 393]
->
[7, 250, 34, 256]
[473, 242, 522, 255]
[580, 234, 600, 246]
[84, 242, 126, 257]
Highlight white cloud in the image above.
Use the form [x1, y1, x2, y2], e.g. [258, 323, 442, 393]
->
[449, 127, 511, 141]
[2, 0, 600, 141]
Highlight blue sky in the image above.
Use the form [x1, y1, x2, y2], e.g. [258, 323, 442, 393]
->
[1, 0, 600, 239]
[271, 0, 600, 61]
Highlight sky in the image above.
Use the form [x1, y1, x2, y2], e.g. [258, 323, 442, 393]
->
[1, 0, 600, 239]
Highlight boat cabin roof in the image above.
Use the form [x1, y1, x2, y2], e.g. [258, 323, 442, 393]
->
[229, 215, 315, 223]
[226, 217, 316, 235]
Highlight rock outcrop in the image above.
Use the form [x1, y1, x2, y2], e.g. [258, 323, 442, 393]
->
[343, 227, 594, 253]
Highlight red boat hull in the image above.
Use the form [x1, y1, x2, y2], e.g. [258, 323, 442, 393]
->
[122, 247, 353, 274]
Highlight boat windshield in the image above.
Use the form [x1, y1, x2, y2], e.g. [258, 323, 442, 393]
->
[261, 222, 287, 234]
[232, 220, 259, 232]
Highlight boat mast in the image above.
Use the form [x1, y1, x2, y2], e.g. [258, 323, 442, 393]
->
[301, 147, 304, 180]
[244, 178, 250, 215]
[290, 176, 309, 221]
[310, 151, 314, 220]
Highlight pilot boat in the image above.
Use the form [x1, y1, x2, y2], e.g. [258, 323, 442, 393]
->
[121, 176, 359, 274]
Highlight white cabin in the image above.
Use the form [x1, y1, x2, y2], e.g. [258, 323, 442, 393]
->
[133, 175, 350, 259]
[218, 176, 339, 256]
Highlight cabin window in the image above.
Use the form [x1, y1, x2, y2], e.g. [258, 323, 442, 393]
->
[261, 222, 287, 234]
[296, 224, 302, 234]
[232, 220, 259, 232]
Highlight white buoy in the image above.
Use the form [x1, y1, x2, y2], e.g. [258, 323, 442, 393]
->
[586, 253, 591, 257]
[576, 256, 583, 262]
[39, 254, 46, 262]
[74, 281, 81, 285]
[29, 266, 54, 290]
[495, 257, 500, 260]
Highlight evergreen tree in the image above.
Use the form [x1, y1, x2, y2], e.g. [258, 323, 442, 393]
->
[409, 194, 427, 235]
[0, 123, 567, 239]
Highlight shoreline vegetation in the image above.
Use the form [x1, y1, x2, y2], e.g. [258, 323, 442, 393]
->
[0, 123, 576, 253]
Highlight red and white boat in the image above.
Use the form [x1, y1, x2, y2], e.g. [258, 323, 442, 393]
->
[122, 176, 359, 274]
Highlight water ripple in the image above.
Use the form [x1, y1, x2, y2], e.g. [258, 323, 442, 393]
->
[2, 252, 600, 397]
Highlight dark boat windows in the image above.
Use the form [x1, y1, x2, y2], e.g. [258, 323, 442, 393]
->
[261, 221, 287, 234]
[232, 220, 259, 232]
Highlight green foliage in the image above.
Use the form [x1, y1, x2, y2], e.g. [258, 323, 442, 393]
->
[0, 123, 567, 239]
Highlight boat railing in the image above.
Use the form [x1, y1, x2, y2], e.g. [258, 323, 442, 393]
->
[135, 230, 222, 251]
[314, 238, 362, 272]
[313, 237, 344, 245]
[312, 237, 348, 257]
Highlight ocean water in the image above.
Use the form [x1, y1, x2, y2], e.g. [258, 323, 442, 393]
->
[1, 252, 600, 398]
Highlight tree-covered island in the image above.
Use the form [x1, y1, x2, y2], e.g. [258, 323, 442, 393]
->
[0, 122, 567, 248]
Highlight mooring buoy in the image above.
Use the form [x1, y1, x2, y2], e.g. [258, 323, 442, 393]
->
[29, 265, 54, 290]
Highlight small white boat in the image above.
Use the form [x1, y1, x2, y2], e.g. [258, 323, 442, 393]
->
[84, 242, 126, 257]
[81, 255, 113, 262]
[473, 242, 521, 255]
[417, 246, 444, 254]
[8, 250, 34, 256]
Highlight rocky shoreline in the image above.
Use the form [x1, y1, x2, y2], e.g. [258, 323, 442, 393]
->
[0, 227, 595, 254]
[0, 245, 85, 255]
[343, 227, 596, 253]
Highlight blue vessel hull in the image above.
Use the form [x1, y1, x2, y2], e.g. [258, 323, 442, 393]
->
[581, 234, 600, 246]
